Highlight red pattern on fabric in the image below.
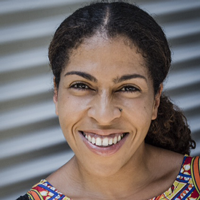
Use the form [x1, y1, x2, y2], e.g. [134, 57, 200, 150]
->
[27, 155, 200, 200]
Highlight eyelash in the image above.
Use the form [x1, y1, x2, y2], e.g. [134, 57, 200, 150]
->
[70, 83, 91, 90]
[118, 85, 140, 93]
[70, 83, 140, 93]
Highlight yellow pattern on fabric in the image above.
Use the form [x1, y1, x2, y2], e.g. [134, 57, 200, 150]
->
[27, 189, 44, 200]
[25, 155, 200, 200]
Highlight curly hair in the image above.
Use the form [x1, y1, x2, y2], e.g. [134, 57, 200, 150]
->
[48, 1, 196, 155]
[146, 95, 196, 154]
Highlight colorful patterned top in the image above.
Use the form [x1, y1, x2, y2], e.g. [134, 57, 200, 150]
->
[17, 155, 200, 200]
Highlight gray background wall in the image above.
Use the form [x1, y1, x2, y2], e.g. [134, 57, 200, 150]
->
[0, 0, 200, 199]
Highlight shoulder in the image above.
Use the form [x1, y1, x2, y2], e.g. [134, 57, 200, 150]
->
[150, 147, 199, 181]
[171, 155, 200, 198]
[181, 155, 200, 180]
[17, 179, 71, 200]
[190, 155, 200, 193]
[147, 145, 185, 177]
[149, 148, 200, 198]
[28, 179, 69, 199]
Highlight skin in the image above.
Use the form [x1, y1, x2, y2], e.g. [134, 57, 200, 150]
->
[47, 35, 184, 200]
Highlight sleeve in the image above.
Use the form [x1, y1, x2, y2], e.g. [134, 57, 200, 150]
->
[16, 194, 29, 200]
[191, 156, 200, 195]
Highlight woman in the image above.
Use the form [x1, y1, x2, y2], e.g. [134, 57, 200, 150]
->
[18, 1, 199, 200]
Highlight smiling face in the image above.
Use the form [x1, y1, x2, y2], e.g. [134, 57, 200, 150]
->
[54, 35, 161, 176]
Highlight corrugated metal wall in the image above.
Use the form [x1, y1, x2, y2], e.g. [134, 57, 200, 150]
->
[0, 0, 199, 199]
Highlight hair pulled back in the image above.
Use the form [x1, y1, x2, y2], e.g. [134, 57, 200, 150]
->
[48, 1, 195, 155]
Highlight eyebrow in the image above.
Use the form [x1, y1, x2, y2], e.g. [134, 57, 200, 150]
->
[114, 74, 147, 83]
[65, 71, 147, 83]
[65, 71, 97, 82]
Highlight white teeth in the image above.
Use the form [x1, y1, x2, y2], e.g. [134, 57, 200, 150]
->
[92, 137, 95, 144]
[113, 136, 117, 144]
[109, 138, 113, 145]
[96, 138, 102, 146]
[118, 135, 121, 142]
[102, 138, 109, 146]
[88, 135, 92, 142]
[83, 132, 126, 147]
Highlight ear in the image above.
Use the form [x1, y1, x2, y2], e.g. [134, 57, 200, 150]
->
[53, 78, 59, 116]
[152, 84, 163, 120]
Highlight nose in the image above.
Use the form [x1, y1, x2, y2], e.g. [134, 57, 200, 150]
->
[87, 91, 121, 125]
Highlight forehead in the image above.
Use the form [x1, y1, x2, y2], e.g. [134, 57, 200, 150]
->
[64, 35, 149, 79]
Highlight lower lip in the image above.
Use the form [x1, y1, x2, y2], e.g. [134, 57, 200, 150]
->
[79, 131, 129, 156]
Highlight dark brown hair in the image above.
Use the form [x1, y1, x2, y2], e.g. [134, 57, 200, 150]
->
[48, 1, 196, 154]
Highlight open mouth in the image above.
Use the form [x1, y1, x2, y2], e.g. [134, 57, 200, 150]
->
[80, 131, 128, 147]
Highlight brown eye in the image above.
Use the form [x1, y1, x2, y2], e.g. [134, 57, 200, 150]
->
[120, 85, 140, 93]
[70, 83, 90, 90]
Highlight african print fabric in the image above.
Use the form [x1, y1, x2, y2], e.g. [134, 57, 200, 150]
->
[150, 155, 200, 200]
[25, 155, 199, 200]
[27, 180, 70, 200]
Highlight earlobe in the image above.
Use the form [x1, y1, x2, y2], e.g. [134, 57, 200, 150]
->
[152, 84, 163, 120]
[53, 79, 59, 116]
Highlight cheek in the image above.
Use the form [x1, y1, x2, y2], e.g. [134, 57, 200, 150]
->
[122, 97, 154, 125]
[57, 94, 91, 129]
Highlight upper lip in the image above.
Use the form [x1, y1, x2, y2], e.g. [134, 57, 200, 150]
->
[79, 129, 128, 136]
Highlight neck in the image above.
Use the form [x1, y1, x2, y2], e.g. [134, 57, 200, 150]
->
[72, 143, 154, 199]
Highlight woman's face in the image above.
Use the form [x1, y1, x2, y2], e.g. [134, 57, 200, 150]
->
[54, 35, 161, 176]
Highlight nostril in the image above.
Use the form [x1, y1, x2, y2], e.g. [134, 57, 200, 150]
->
[118, 108, 123, 112]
